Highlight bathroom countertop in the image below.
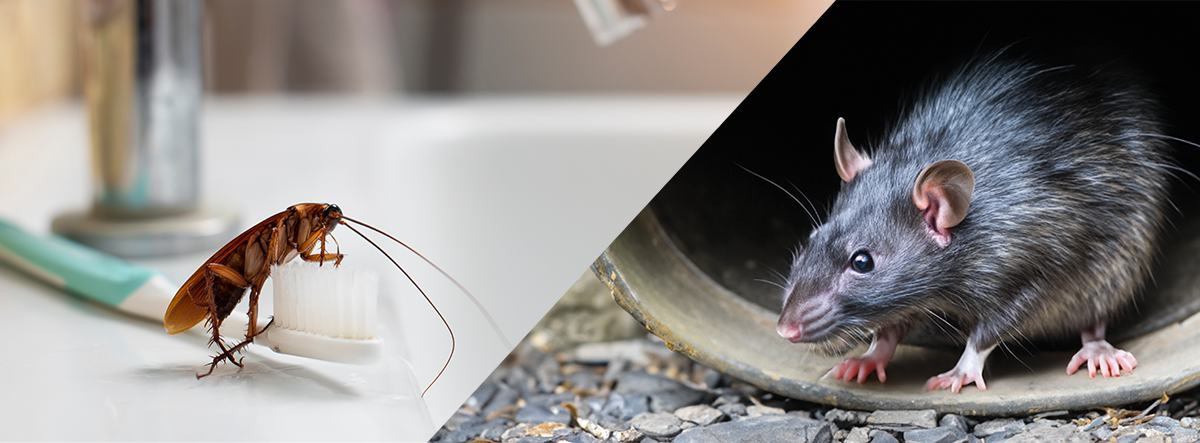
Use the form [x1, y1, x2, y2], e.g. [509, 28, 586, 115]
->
[0, 95, 738, 440]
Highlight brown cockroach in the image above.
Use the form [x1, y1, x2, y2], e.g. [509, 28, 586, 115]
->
[163, 202, 504, 395]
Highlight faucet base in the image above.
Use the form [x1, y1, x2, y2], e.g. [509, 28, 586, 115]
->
[52, 202, 240, 258]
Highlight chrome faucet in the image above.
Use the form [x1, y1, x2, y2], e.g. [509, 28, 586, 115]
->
[54, 0, 238, 257]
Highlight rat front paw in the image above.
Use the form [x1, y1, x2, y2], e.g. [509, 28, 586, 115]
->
[1066, 340, 1137, 378]
[925, 367, 986, 393]
[827, 356, 889, 384]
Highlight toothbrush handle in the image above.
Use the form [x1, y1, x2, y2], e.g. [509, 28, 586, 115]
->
[0, 219, 167, 317]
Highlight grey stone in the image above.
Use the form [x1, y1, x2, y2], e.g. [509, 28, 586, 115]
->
[563, 430, 603, 443]
[1138, 431, 1171, 443]
[483, 383, 521, 417]
[674, 404, 725, 426]
[717, 402, 747, 418]
[1142, 416, 1183, 434]
[825, 408, 869, 427]
[615, 372, 686, 394]
[939, 414, 969, 433]
[1127, 417, 1200, 443]
[1175, 428, 1200, 443]
[673, 414, 834, 443]
[443, 408, 479, 431]
[834, 429, 849, 442]
[467, 381, 498, 411]
[476, 418, 513, 441]
[972, 419, 1025, 440]
[512, 437, 554, 443]
[586, 411, 626, 434]
[1004, 421, 1089, 443]
[439, 420, 484, 439]
[868, 429, 900, 443]
[515, 404, 572, 425]
[524, 393, 577, 409]
[904, 426, 966, 443]
[505, 367, 539, 399]
[711, 393, 743, 407]
[526, 351, 562, 393]
[567, 370, 603, 392]
[581, 395, 607, 415]
[501, 424, 528, 442]
[1117, 431, 1146, 443]
[630, 412, 684, 439]
[844, 427, 871, 443]
[746, 405, 786, 418]
[1078, 416, 1107, 432]
[1184, 417, 1197, 428]
[649, 386, 707, 413]
[867, 410, 938, 431]
[1092, 426, 1113, 440]
[602, 393, 651, 421]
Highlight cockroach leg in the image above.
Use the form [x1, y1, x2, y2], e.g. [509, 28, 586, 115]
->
[244, 225, 279, 343]
[300, 252, 344, 263]
[197, 262, 253, 379]
[204, 318, 274, 377]
[207, 263, 249, 287]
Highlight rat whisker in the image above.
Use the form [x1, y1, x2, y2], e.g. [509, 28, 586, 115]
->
[736, 163, 820, 227]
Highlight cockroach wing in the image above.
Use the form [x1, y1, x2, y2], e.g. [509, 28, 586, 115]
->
[163, 208, 291, 334]
[164, 287, 211, 334]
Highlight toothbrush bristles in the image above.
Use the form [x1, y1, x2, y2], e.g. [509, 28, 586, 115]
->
[273, 261, 379, 340]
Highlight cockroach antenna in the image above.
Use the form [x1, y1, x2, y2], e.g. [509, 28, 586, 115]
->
[337, 215, 512, 396]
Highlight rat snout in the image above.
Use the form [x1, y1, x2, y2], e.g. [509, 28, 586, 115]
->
[778, 290, 839, 343]
[777, 321, 805, 343]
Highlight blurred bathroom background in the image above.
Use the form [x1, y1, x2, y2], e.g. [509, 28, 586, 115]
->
[0, 1, 829, 433]
[0, 0, 825, 123]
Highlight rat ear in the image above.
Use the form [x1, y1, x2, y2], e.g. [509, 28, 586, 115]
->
[912, 160, 974, 247]
[835, 118, 872, 182]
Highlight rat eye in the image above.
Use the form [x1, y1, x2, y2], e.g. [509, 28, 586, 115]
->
[850, 250, 874, 273]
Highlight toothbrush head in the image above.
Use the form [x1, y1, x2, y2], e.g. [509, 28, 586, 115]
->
[264, 260, 383, 364]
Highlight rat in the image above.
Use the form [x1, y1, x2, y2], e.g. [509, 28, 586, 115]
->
[775, 53, 1173, 393]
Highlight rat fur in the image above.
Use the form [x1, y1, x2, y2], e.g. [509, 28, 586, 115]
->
[775, 53, 1173, 392]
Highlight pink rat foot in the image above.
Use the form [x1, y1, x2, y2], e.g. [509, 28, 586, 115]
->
[925, 366, 987, 393]
[828, 356, 889, 383]
[926, 337, 994, 393]
[1066, 340, 1137, 378]
[1067, 323, 1137, 379]
[824, 326, 902, 384]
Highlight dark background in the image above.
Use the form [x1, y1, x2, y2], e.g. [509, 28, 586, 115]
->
[650, 2, 1200, 313]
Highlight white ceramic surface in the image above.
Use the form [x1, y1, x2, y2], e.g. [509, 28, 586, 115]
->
[0, 95, 737, 440]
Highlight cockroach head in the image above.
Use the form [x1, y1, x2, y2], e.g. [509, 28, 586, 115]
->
[323, 204, 343, 230]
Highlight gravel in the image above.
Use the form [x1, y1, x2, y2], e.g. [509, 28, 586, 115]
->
[432, 335, 1200, 443]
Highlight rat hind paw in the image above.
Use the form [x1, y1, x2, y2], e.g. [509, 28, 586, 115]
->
[827, 356, 889, 384]
[1066, 340, 1137, 378]
[926, 366, 986, 393]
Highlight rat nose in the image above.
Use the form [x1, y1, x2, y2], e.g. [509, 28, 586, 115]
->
[777, 322, 804, 343]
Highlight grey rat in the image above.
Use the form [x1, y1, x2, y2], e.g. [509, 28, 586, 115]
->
[775, 53, 1172, 392]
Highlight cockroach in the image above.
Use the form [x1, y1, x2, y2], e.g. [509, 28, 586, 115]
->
[163, 202, 507, 396]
